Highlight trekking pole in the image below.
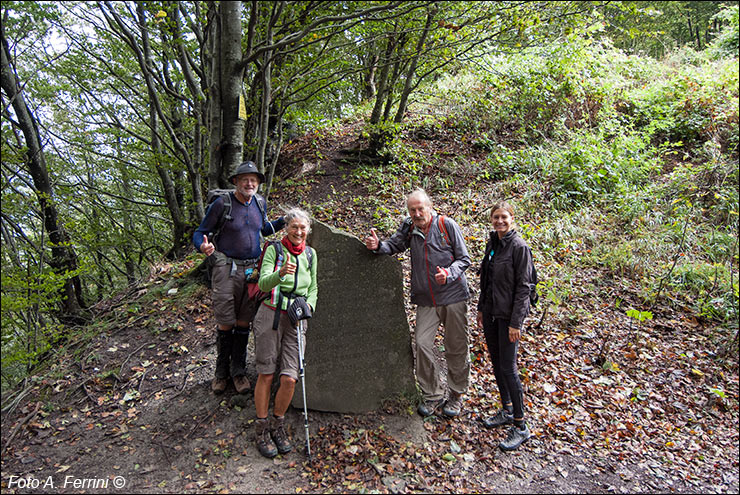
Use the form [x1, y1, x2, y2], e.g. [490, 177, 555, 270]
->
[297, 319, 311, 460]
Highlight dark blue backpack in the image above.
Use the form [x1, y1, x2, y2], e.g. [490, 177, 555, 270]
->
[529, 262, 539, 307]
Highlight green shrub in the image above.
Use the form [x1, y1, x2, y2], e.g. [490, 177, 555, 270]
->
[430, 36, 621, 142]
[660, 159, 740, 226]
[668, 261, 737, 322]
[614, 56, 738, 159]
[709, 5, 739, 59]
[361, 120, 404, 160]
[547, 129, 658, 210]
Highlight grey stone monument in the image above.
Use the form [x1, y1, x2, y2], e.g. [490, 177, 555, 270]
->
[291, 220, 416, 413]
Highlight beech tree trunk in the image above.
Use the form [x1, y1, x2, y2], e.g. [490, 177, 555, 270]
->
[134, 3, 189, 257]
[256, 47, 272, 172]
[215, 0, 247, 184]
[369, 32, 398, 126]
[1, 31, 84, 322]
[395, 7, 436, 123]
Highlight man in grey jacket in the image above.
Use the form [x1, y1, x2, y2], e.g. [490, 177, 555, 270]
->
[365, 189, 471, 417]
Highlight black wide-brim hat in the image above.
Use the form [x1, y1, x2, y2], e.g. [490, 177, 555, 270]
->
[229, 160, 265, 183]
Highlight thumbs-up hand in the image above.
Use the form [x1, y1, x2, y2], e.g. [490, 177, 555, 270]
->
[279, 260, 297, 278]
[201, 234, 215, 256]
[434, 266, 448, 285]
[365, 228, 379, 251]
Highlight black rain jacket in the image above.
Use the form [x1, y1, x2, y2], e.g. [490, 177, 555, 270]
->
[477, 229, 532, 330]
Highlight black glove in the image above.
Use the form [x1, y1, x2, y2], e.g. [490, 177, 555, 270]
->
[287, 296, 312, 325]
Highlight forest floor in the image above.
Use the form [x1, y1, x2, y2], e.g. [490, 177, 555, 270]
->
[2, 119, 739, 494]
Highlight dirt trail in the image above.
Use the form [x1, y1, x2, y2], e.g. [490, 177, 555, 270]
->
[3, 278, 736, 494]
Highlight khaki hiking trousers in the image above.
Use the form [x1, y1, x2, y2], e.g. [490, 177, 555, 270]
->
[414, 300, 470, 401]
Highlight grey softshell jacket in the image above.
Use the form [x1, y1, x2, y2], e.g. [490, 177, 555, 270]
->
[375, 212, 471, 307]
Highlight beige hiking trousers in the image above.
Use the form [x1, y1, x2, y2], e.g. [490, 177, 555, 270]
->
[414, 300, 470, 401]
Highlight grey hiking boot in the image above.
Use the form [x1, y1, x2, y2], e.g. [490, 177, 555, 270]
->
[482, 409, 514, 428]
[270, 416, 293, 455]
[417, 399, 443, 417]
[499, 424, 531, 451]
[442, 392, 464, 417]
[255, 418, 278, 458]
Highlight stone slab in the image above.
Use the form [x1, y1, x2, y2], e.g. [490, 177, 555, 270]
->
[290, 220, 416, 413]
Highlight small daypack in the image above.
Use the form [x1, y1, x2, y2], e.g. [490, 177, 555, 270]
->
[437, 215, 451, 246]
[529, 261, 539, 307]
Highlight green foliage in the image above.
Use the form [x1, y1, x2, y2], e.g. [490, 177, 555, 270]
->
[661, 160, 740, 226]
[362, 121, 405, 160]
[615, 58, 739, 157]
[433, 35, 618, 142]
[626, 309, 653, 322]
[372, 205, 401, 233]
[548, 129, 659, 210]
[668, 261, 737, 321]
[601, 1, 728, 57]
[709, 5, 740, 58]
[0, 261, 73, 391]
[418, 31, 738, 336]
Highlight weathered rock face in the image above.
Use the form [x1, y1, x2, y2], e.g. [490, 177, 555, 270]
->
[291, 220, 416, 413]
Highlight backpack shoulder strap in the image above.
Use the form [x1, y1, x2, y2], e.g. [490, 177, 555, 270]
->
[223, 192, 233, 220]
[305, 246, 313, 269]
[212, 192, 233, 243]
[258, 239, 283, 270]
[271, 240, 283, 265]
[401, 217, 414, 244]
[253, 193, 266, 219]
[438, 215, 451, 246]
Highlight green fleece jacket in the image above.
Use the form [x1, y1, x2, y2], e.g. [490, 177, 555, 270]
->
[258, 242, 318, 312]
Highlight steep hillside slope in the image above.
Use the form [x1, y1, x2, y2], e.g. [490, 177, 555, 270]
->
[2, 117, 737, 493]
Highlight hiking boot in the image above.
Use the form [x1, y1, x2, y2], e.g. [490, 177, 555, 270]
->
[233, 375, 251, 394]
[270, 416, 293, 455]
[482, 409, 514, 428]
[211, 377, 228, 394]
[255, 418, 278, 458]
[417, 399, 443, 417]
[499, 424, 531, 452]
[442, 392, 464, 417]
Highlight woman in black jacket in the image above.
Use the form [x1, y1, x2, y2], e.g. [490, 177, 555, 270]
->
[477, 200, 533, 451]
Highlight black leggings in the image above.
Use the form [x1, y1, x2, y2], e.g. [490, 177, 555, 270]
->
[482, 315, 525, 420]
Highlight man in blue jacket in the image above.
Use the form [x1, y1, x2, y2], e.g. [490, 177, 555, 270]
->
[193, 161, 284, 394]
[365, 189, 471, 417]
